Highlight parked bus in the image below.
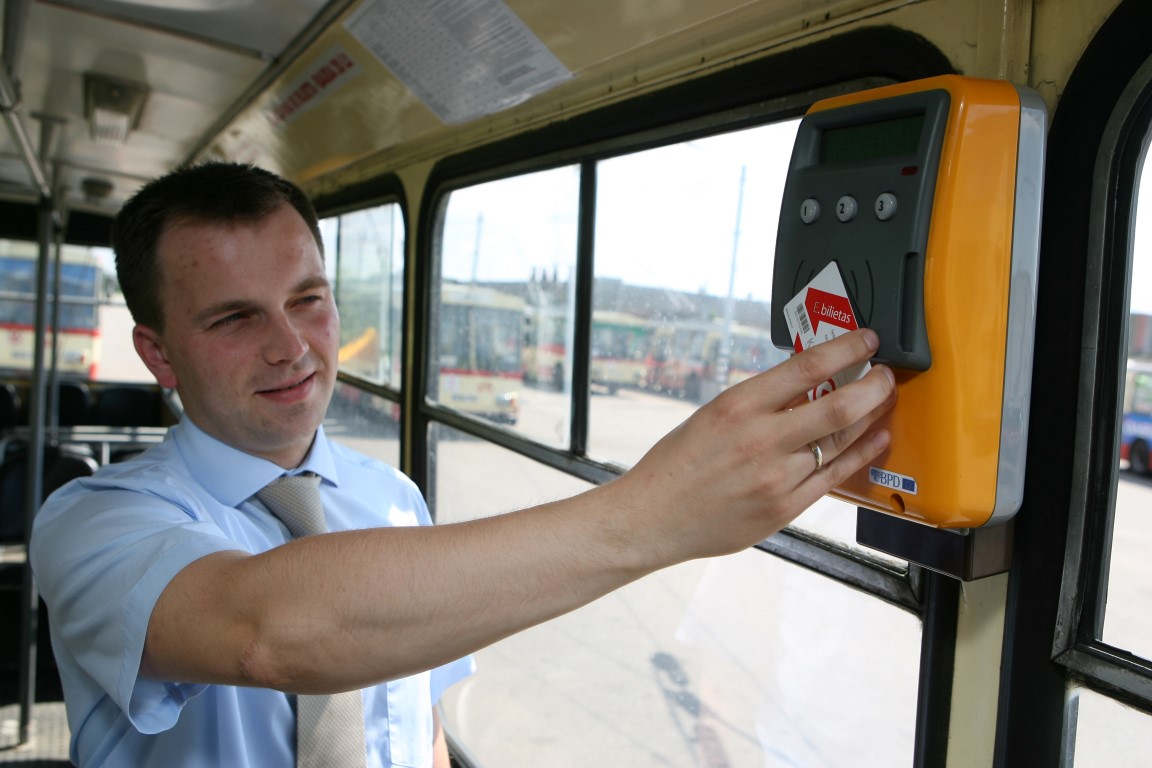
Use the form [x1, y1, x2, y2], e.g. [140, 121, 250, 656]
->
[647, 320, 784, 402]
[1121, 359, 1152, 474]
[588, 310, 653, 394]
[0, 240, 102, 379]
[522, 298, 567, 390]
[523, 303, 662, 395]
[5, 1, 1152, 765]
[433, 283, 523, 424]
[726, 322, 790, 386]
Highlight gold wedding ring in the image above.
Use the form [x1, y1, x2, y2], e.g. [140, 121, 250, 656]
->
[809, 441, 824, 471]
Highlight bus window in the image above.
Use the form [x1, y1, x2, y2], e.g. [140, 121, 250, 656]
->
[324, 380, 401, 470]
[434, 166, 580, 444]
[591, 125, 791, 458]
[590, 121, 882, 556]
[1103, 146, 1152, 662]
[424, 117, 923, 767]
[325, 205, 405, 388]
[318, 216, 339, 297]
[91, 244, 155, 384]
[1071, 688, 1152, 764]
[0, 240, 105, 380]
[318, 205, 404, 469]
[1058, 63, 1152, 766]
[433, 428, 921, 767]
[1120, 365, 1152, 472]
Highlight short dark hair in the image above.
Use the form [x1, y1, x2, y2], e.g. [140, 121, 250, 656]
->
[112, 162, 324, 331]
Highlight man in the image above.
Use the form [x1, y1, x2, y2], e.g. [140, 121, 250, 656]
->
[30, 162, 896, 767]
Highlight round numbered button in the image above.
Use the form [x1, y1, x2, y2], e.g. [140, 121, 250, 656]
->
[874, 192, 898, 221]
[836, 195, 858, 222]
[800, 198, 821, 224]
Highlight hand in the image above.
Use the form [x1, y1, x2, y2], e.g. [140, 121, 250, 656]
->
[603, 328, 896, 566]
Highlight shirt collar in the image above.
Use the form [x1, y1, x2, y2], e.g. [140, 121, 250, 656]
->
[170, 418, 340, 507]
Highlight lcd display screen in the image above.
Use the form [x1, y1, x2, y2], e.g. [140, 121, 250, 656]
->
[819, 114, 925, 164]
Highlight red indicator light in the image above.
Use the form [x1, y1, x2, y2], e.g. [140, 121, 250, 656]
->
[901, 166, 919, 176]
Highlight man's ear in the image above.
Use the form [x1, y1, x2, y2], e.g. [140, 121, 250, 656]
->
[132, 325, 178, 389]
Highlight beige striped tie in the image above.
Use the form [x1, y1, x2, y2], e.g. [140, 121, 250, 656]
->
[258, 473, 367, 768]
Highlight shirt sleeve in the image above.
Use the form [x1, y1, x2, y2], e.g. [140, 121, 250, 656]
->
[31, 476, 242, 735]
[430, 655, 476, 704]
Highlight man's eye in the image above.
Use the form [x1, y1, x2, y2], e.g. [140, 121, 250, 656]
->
[212, 313, 247, 328]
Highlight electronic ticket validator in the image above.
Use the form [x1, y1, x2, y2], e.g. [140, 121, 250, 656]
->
[770, 75, 1047, 543]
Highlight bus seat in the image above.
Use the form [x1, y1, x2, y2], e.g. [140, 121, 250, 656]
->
[92, 386, 164, 427]
[0, 382, 20, 431]
[0, 444, 97, 543]
[55, 381, 92, 427]
[109, 448, 146, 463]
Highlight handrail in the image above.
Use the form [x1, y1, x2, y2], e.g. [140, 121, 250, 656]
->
[0, 59, 50, 200]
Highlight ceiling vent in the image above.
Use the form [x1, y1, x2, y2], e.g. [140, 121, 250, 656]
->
[83, 72, 149, 145]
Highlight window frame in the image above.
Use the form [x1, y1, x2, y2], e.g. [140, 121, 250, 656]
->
[1053, 50, 1152, 713]
[314, 178, 410, 444]
[995, 3, 1152, 764]
[412, 28, 957, 606]
[419, 93, 939, 592]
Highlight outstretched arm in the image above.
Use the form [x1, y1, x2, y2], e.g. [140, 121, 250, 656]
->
[142, 329, 895, 693]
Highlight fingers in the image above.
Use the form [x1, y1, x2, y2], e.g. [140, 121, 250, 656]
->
[794, 421, 891, 506]
[791, 363, 896, 452]
[770, 329, 896, 502]
[779, 364, 895, 486]
[763, 328, 880, 406]
[717, 328, 892, 476]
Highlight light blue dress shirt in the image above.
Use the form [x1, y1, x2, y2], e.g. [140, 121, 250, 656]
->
[30, 419, 474, 768]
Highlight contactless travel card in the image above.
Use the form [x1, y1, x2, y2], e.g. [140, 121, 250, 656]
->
[783, 261, 871, 400]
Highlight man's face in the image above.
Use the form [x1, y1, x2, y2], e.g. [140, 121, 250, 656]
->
[133, 204, 339, 468]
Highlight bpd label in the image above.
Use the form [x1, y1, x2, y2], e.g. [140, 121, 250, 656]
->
[869, 467, 918, 495]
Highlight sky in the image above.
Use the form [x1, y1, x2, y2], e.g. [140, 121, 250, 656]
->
[440, 121, 794, 304]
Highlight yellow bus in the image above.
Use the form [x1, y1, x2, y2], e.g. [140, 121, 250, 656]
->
[522, 298, 567, 390]
[433, 283, 523, 425]
[525, 304, 654, 394]
[589, 310, 653, 394]
[647, 319, 786, 401]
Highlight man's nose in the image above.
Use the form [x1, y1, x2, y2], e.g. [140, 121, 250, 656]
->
[264, 312, 308, 363]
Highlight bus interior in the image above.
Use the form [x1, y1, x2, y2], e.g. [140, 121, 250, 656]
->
[2, 0, 1152, 765]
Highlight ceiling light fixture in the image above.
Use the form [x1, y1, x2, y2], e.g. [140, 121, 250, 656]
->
[83, 72, 149, 145]
[81, 177, 115, 203]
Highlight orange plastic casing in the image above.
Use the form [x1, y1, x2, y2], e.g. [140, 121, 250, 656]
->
[805, 76, 1043, 528]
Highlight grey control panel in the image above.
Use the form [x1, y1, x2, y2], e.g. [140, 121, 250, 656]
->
[770, 89, 952, 371]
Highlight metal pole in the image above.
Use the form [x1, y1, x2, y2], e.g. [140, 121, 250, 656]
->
[716, 164, 745, 393]
[16, 195, 57, 743]
[0, 58, 51, 199]
[48, 239, 63, 426]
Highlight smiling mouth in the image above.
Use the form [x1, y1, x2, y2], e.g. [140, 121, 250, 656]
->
[258, 372, 315, 394]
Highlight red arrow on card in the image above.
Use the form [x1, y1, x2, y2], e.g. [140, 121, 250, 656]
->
[804, 288, 859, 332]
